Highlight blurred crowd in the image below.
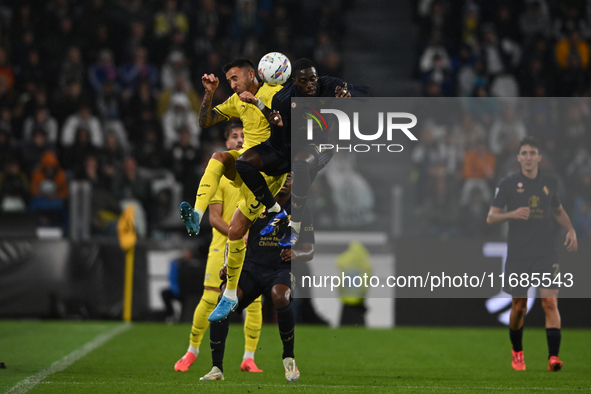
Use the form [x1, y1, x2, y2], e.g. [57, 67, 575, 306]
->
[412, 0, 591, 239]
[0, 0, 346, 237]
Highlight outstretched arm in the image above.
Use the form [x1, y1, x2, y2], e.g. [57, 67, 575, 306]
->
[553, 205, 578, 252]
[198, 74, 225, 128]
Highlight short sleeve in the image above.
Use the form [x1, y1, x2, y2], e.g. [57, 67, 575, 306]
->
[213, 95, 239, 120]
[491, 178, 511, 208]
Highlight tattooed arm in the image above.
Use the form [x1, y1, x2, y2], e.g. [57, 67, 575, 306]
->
[198, 73, 225, 128]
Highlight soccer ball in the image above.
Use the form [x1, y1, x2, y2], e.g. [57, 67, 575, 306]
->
[257, 52, 292, 85]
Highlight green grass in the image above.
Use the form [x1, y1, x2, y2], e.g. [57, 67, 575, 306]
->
[1, 321, 590, 393]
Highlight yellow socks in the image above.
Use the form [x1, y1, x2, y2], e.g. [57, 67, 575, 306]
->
[189, 289, 219, 348]
[244, 296, 262, 353]
[225, 238, 246, 294]
[194, 159, 225, 216]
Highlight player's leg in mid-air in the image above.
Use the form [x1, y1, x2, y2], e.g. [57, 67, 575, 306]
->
[278, 145, 333, 247]
[235, 143, 291, 235]
[209, 173, 288, 322]
[179, 150, 241, 236]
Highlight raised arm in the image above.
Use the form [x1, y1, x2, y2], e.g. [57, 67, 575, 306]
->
[198, 73, 225, 128]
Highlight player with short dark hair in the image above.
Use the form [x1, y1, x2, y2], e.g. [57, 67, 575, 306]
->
[235, 58, 371, 247]
[487, 136, 577, 372]
[179, 57, 288, 323]
[199, 173, 314, 382]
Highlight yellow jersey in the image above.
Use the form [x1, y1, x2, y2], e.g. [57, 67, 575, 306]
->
[213, 83, 283, 150]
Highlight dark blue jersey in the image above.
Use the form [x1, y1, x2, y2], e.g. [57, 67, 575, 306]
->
[244, 198, 314, 269]
[491, 171, 561, 258]
[268, 76, 372, 153]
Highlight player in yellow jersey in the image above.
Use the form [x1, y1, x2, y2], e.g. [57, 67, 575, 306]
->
[174, 123, 264, 373]
[179, 57, 287, 321]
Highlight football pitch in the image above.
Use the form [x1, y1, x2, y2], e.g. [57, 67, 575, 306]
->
[1, 321, 590, 393]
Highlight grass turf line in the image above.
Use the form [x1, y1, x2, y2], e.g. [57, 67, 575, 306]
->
[1, 322, 590, 393]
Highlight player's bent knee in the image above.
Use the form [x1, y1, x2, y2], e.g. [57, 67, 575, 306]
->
[237, 150, 263, 168]
[271, 285, 291, 309]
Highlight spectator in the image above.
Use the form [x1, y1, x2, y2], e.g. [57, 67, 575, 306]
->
[480, 23, 521, 80]
[61, 126, 100, 176]
[154, 0, 189, 39]
[89, 49, 118, 93]
[460, 139, 495, 205]
[18, 127, 53, 175]
[30, 150, 68, 200]
[121, 21, 150, 64]
[16, 50, 46, 91]
[77, 154, 121, 236]
[0, 157, 29, 212]
[58, 46, 85, 91]
[112, 156, 150, 211]
[135, 126, 167, 169]
[99, 131, 126, 189]
[417, 173, 460, 236]
[50, 81, 85, 125]
[520, 1, 551, 43]
[29, 178, 68, 230]
[555, 27, 589, 70]
[61, 103, 103, 148]
[157, 74, 200, 118]
[23, 106, 58, 145]
[161, 51, 191, 91]
[0, 47, 14, 90]
[488, 106, 527, 156]
[124, 78, 160, 147]
[119, 46, 158, 98]
[162, 93, 200, 150]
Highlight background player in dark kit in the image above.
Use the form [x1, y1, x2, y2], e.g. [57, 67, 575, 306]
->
[487, 136, 577, 372]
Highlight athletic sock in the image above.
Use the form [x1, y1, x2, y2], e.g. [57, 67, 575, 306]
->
[268, 202, 281, 213]
[244, 297, 262, 354]
[276, 303, 295, 359]
[235, 159, 276, 209]
[510, 326, 524, 352]
[289, 221, 301, 234]
[546, 328, 561, 358]
[188, 345, 199, 357]
[223, 288, 237, 301]
[291, 159, 311, 222]
[189, 289, 219, 349]
[225, 238, 246, 292]
[194, 159, 225, 215]
[243, 350, 255, 361]
[210, 319, 230, 372]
